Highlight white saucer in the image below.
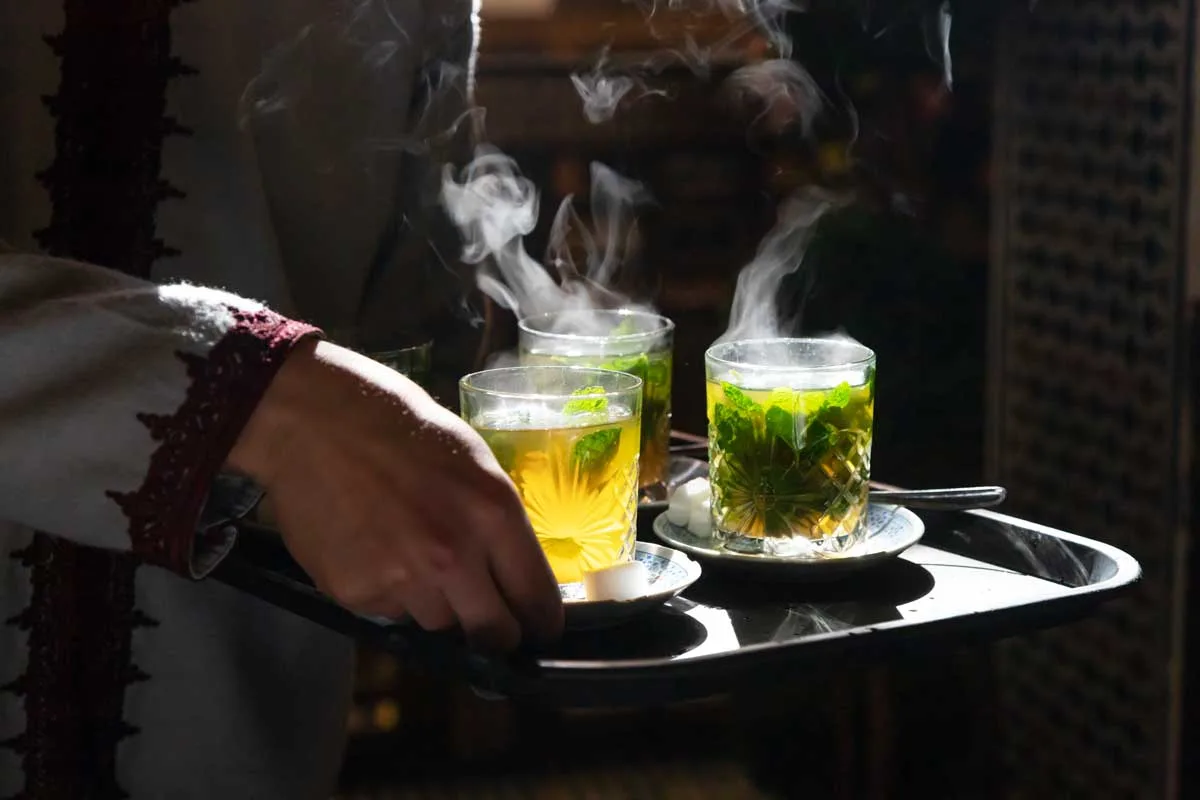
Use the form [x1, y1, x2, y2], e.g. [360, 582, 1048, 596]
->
[652, 504, 925, 581]
[559, 542, 703, 630]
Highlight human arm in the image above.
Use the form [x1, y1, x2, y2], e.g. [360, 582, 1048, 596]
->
[0, 252, 316, 577]
[0, 253, 562, 647]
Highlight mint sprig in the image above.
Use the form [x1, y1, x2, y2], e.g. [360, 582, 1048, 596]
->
[572, 427, 621, 473]
[708, 379, 872, 538]
[563, 386, 608, 415]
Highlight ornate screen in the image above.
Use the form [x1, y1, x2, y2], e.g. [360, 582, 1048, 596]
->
[988, 1, 1193, 796]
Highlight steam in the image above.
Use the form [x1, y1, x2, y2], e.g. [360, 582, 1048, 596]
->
[724, 59, 826, 138]
[571, 69, 638, 124]
[237, 0, 966, 360]
[717, 185, 849, 345]
[237, 0, 473, 158]
[568, 0, 811, 126]
[772, 604, 852, 640]
[923, 1, 954, 89]
[570, 47, 673, 125]
[239, 24, 317, 124]
[440, 145, 655, 332]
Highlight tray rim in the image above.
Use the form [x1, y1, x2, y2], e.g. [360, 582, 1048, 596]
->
[213, 452, 1144, 698]
[527, 506, 1142, 674]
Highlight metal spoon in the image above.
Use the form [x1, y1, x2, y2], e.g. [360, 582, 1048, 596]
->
[868, 486, 1007, 511]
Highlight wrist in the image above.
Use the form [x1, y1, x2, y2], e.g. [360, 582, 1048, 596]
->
[226, 335, 322, 486]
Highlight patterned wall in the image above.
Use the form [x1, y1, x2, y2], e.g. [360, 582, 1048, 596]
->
[988, 1, 1191, 796]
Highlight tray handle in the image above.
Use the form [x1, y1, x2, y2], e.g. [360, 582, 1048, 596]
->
[211, 524, 538, 693]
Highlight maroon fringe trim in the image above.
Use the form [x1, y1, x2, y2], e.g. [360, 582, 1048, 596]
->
[0, 3, 320, 798]
[34, 0, 196, 278]
[3, 0, 193, 794]
[2, 311, 318, 798]
[107, 311, 320, 574]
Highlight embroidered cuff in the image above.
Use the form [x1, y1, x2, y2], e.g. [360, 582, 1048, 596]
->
[107, 309, 321, 577]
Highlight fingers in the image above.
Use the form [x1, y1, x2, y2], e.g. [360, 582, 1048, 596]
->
[396, 587, 456, 632]
[323, 574, 455, 632]
[475, 501, 564, 644]
[436, 552, 523, 653]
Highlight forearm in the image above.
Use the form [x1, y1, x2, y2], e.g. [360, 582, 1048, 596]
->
[0, 253, 319, 576]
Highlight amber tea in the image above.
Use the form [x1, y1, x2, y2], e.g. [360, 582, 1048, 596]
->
[705, 338, 876, 558]
[460, 366, 643, 584]
[519, 310, 673, 501]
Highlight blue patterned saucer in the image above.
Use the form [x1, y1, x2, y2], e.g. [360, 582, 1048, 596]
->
[559, 542, 703, 630]
[652, 503, 925, 581]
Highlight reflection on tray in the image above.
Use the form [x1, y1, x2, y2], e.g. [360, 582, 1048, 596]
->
[920, 510, 1107, 588]
[539, 606, 708, 661]
[684, 556, 934, 609]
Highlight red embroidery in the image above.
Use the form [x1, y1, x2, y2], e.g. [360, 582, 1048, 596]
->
[107, 309, 319, 574]
[34, 0, 196, 278]
[0, 4, 323, 798]
[3, 536, 84, 800]
[2, 313, 318, 798]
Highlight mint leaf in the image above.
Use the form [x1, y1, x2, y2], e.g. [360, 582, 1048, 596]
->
[801, 419, 837, 460]
[564, 386, 608, 415]
[721, 383, 757, 413]
[645, 357, 671, 389]
[610, 316, 640, 337]
[712, 401, 752, 452]
[765, 405, 796, 446]
[605, 354, 651, 383]
[825, 382, 851, 410]
[572, 427, 620, 473]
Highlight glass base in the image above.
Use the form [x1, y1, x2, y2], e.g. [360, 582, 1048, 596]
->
[715, 527, 862, 559]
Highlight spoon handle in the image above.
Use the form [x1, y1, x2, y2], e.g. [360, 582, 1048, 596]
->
[869, 486, 1007, 511]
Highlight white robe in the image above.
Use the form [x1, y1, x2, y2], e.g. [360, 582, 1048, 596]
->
[0, 0, 478, 796]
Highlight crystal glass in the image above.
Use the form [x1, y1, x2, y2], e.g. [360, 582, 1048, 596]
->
[704, 338, 876, 558]
[369, 340, 433, 389]
[518, 309, 673, 501]
[460, 366, 643, 584]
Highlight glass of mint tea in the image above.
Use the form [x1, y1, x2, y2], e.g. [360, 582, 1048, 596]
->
[460, 366, 643, 585]
[519, 310, 674, 502]
[704, 338, 876, 558]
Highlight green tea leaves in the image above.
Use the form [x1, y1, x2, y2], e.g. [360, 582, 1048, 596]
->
[765, 405, 796, 445]
[572, 427, 621, 474]
[708, 379, 874, 539]
[721, 382, 757, 413]
[604, 353, 651, 381]
[610, 316, 640, 337]
[826, 382, 851, 409]
[645, 358, 671, 390]
[564, 386, 608, 415]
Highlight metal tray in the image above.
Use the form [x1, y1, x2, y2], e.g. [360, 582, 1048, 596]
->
[212, 492, 1140, 708]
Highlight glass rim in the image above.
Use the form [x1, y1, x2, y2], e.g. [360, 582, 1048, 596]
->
[459, 365, 643, 402]
[705, 337, 876, 373]
[517, 308, 675, 347]
[367, 339, 434, 359]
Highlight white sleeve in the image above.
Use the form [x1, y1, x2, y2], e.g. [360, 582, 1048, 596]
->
[0, 253, 321, 577]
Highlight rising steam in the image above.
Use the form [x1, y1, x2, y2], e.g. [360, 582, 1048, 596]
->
[930, 1, 954, 89]
[440, 145, 656, 333]
[724, 59, 826, 138]
[717, 185, 849, 344]
[237, 0, 963, 356]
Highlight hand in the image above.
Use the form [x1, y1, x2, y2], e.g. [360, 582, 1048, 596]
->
[228, 338, 563, 651]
